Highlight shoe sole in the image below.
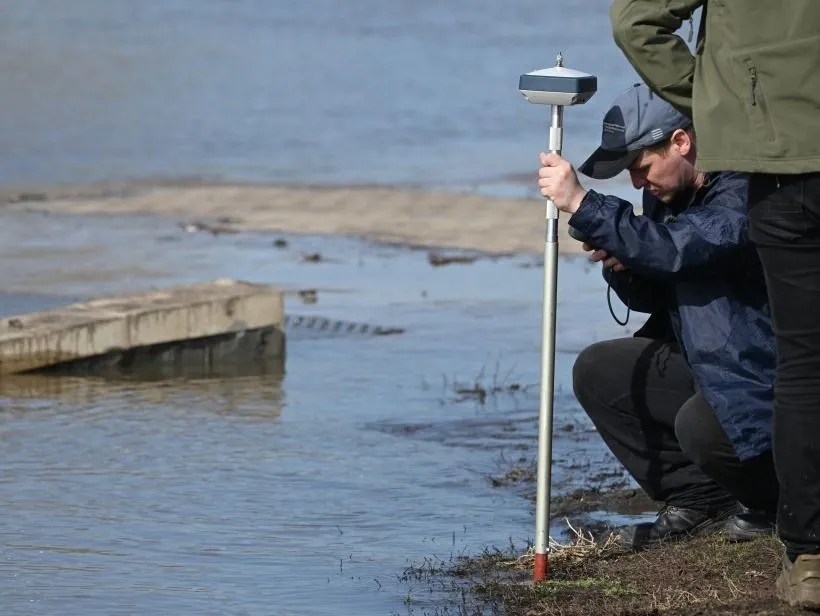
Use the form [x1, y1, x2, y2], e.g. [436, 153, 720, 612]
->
[722, 524, 775, 543]
[627, 515, 730, 551]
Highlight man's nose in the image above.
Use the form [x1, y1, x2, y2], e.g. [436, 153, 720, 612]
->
[629, 170, 645, 189]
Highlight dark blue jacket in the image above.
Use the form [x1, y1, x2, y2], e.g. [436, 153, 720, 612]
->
[569, 171, 775, 461]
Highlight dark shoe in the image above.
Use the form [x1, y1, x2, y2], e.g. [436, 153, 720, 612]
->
[776, 553, 820, 609]
[617, 504, 735, 550]
[722, 506, 776, 542]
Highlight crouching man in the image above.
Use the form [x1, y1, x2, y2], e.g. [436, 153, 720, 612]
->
[537, 83, 778, 548]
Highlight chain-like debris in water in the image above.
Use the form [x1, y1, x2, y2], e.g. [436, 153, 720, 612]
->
[284, 314, 405, 338]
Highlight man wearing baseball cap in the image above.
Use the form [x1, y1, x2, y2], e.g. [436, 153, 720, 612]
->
[537, 83, 778, 548]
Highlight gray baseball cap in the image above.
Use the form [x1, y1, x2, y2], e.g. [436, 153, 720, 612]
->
[579, 83, 692, 180]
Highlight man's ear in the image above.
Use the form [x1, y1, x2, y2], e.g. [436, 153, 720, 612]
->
[670, 128, 693, 156]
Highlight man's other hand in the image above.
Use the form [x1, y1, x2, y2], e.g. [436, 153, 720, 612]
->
[583, 242, 627, 272]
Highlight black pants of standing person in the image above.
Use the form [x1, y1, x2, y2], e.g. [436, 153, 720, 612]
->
[748, 172, 820, 560]
[572, 336, 779, 515]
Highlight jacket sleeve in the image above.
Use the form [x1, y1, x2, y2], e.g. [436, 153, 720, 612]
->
[567, 174, 750, 280]
[604, 269, 666, 314]
[609, 0, 705, 117]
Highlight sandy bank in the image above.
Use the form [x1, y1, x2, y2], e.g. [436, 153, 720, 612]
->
[2, 183, 598, 256]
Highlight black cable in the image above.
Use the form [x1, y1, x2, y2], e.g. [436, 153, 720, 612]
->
[572, 228, 632, 326]
[606, 272, 631, 326]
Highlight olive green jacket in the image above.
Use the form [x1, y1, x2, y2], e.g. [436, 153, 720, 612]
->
[610, 0, 820, 174]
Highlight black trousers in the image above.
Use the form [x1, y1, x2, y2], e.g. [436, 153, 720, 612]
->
[748, 172, 820, 557]
[573, 337, 779, 515]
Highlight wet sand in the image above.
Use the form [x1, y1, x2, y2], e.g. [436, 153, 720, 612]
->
[1, 183, 596, 256]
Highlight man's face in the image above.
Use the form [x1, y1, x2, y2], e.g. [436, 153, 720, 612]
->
[627, 144, 690, 203]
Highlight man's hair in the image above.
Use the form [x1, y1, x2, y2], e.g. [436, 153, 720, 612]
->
[645, 126, 695, 157]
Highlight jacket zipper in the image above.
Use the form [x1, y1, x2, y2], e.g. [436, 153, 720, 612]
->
[745, 61, 776, 142]
[749, 66, 758, 106]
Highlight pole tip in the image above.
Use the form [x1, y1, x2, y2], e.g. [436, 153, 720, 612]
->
[534, 552, 549, 582]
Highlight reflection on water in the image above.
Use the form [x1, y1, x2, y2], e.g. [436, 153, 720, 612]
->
[0, 372, 291, 615]
[0, 368, 285, 421]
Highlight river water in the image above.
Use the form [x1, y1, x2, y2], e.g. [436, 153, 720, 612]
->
[0, 2, 671, 613]
[0, 210, 642, 615]
[0, 0, 691, 194]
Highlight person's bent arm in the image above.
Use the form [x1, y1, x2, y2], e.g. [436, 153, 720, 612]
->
[609, 0, 703, 117]
[568, 173, 750, 279]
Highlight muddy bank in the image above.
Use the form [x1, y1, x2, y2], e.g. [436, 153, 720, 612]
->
[416, 455, 798, 615]
[489, 452, 657, 521]
[406, 458, 797, 615]
[440, 533, 803, 616]
[0, 182, 596, 256]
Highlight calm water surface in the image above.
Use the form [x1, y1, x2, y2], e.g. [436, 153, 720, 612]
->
[0, 210, 643, 615]
[0, 0, 701, 194]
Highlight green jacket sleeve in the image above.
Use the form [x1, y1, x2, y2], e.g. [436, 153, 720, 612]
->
[609, 0, 705, 117]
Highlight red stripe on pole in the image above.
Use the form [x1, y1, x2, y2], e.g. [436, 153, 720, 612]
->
[533, 552, 549, 582]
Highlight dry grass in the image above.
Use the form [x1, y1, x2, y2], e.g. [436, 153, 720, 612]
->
[444, 523, 807, 616]
[499, 519, 622, 571]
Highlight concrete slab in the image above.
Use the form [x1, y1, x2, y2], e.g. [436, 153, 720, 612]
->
[0, 279, 285, 374]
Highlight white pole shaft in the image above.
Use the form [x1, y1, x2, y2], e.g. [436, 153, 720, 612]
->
[533, 104, 563, 578]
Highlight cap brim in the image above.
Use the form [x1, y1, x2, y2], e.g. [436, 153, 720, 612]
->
[578, 147, 640, 180]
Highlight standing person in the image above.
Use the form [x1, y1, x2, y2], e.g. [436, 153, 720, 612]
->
[537, 82, 778, 549]
[609, 0, 820, 607]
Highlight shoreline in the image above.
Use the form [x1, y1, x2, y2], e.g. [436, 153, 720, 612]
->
[0, 180, 615, 256]
[416, 456, 800, 616]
